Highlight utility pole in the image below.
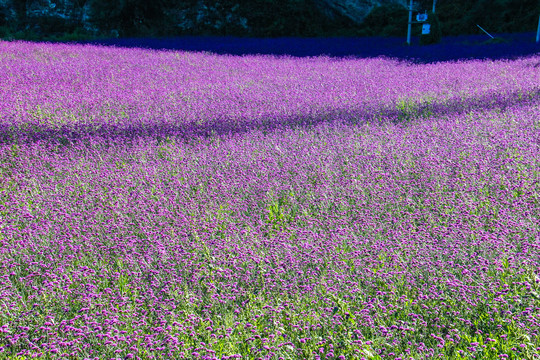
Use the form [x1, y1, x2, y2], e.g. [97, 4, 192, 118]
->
[537, 14, 540, 43]
[432, 0, 437, 14]
[407, 0, 413, 45]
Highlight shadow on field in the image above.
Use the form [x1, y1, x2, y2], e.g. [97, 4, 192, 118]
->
[81, 32, 540, 63]
[1, 88, 538, 146]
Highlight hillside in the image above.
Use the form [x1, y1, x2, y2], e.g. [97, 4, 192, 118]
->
[0, 0, 538, 39]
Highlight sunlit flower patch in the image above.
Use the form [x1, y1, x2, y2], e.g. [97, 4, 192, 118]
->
[0, 40, 539, 359]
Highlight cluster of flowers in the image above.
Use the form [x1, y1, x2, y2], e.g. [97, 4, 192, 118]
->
[1, 41, 538, 142]
[0, 41, 539, 359]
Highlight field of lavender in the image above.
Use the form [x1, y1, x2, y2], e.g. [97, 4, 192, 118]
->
[0, 40, 539, 360]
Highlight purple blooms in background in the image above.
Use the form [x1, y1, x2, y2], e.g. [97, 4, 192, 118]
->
[0, 40, 539, 359]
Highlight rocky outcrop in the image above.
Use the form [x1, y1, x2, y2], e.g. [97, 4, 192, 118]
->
[315, 0, 407, 24]
[0, 0, 94, 31]
[0, 0, 16, 23]
[164, 1, 249, 33]
[0, 0, 409, 35]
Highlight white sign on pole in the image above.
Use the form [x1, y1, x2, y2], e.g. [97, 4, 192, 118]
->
[416, 13, 428, 22]
[422, 23, 431, 34]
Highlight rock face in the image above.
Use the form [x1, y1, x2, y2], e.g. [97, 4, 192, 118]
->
[315, 0, 407, 24]
[0, 0, 16, 23]
[165, 1, 249, 33]
[0, 0, 409, 34]
[0, 0, 94, 31]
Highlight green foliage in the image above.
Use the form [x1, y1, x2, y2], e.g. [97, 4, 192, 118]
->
[0, 25, 13, 38]
[0, 27, 98, 42]
[419, 11, 441, 45]
[0, 5, 12, 27]
[360, 3, 408, 37]
[482, 37, 510, 44]
[265, 191, 298, 235]
[436, 0, 540, 36]
[237, 0, 355, 37]
[1, 0, 539, 39]
[10, 0, 27, 25]
[31, 15, 80, 36]
[50, 27, 95, 42]
[463, 0, 538, 34]
[88, 0, 174, 36]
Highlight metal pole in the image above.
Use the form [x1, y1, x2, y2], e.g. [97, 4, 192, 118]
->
[432, 0, 437, 14]
[477, 24, 494, 39]
[407, 0, 413, 45]
[536, 14, 540, 43]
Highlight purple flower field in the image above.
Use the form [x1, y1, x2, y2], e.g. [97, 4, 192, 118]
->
[0, 41, 539, 359]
